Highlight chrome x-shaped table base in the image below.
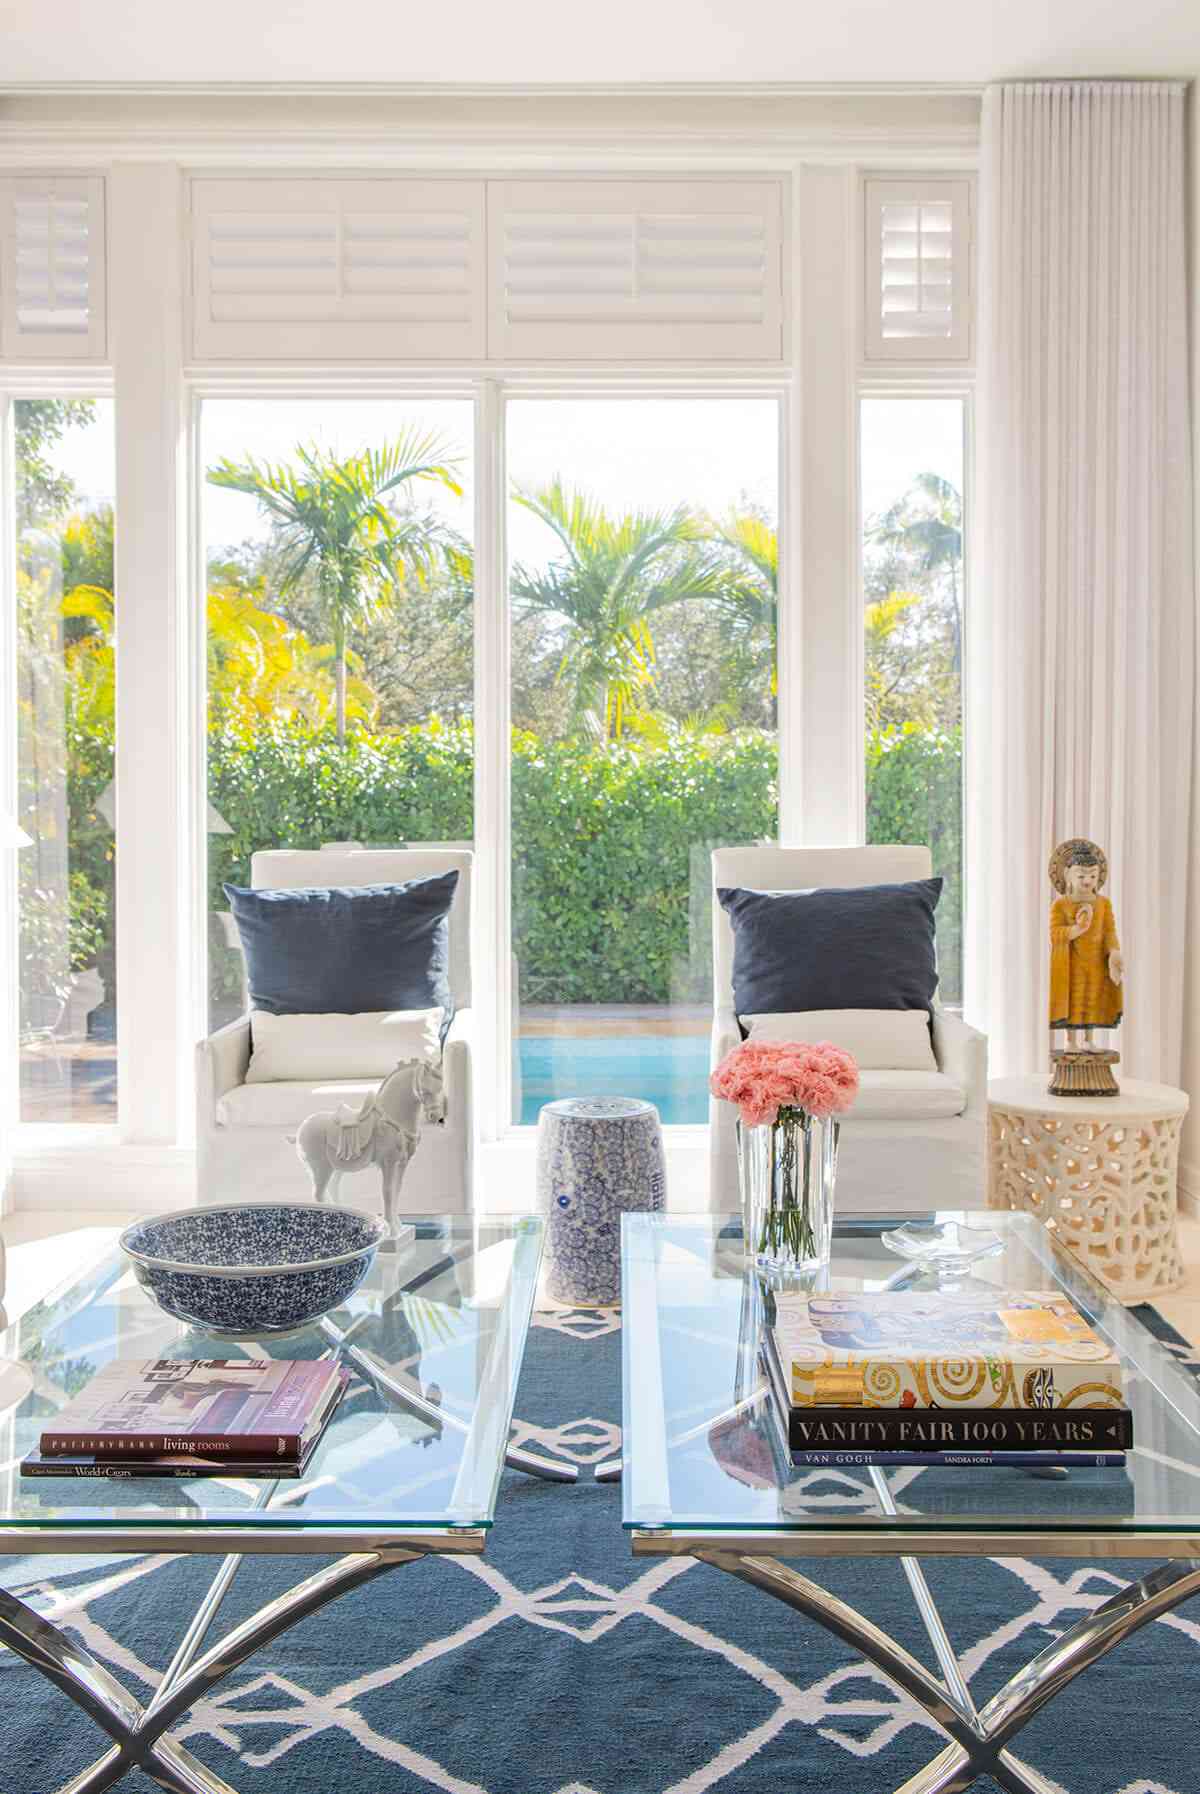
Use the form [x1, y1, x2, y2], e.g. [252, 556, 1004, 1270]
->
[7, 1529, 1199, 1791]
[0, 1545, 428, 1793]
[694, 1545, 1200, 1793]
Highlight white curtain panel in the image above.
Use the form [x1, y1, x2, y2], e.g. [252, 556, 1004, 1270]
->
[967, 81, 1194, 1082]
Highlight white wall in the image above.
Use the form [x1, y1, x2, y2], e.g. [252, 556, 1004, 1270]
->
[0, 1, 1198, 85]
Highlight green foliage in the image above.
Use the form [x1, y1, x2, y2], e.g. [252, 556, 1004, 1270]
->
[61, 507, 115, 598]
[703, 507, 778, 720]
[512, 727, 778, 1003]
[208, 579, 376, 734]
[208, 432, 466, 742]
[866, 723, 963, 1003]
[15, 548, 116, 1023]
[14, 399, 96, 529]
[67, 869, 109, 974]
[864, 472, 963, 737]
[18, 869, 110, 1021]
[511, 481, 729, 741]
[21, 406, 962, 1024]
[207, 718, 476, 900]
[206, 720, 778, 1006]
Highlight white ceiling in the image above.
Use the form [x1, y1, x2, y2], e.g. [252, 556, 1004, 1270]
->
[3, 0, 1198, 88]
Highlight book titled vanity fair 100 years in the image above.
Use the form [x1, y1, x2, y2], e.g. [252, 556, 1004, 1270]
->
[39, 1358, 344, 1460]
[768, 1289, 1132, 1452]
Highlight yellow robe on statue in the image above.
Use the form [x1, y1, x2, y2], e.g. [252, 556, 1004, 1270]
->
[1049, 895, 1122, 1029]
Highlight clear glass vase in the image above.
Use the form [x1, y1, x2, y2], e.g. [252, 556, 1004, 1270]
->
[737, 1106, 839, 1280]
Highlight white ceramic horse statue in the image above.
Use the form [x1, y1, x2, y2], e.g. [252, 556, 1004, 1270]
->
[295, 1057, 442, 1239]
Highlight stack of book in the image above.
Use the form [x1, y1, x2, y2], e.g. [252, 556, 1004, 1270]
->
[762, 1289, 1132, 1471]
[22, 1357, 348, 1480]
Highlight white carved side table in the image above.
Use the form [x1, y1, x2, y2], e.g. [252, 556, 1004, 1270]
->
[988, 1076, 1189, 1303]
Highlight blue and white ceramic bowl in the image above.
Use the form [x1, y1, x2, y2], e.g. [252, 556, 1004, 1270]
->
[120, 1203, 386, 1334]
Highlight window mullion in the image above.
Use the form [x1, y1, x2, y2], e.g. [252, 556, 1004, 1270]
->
[111, 163, 187, 1146]
[472, 377, 511, 1141]
[794, 163, 862, 846]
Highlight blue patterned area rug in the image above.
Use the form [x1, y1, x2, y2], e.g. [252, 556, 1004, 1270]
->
[3, 1301, 1198, 1794]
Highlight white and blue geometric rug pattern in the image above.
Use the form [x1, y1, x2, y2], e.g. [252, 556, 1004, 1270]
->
[1, 1300, 1198, 1793]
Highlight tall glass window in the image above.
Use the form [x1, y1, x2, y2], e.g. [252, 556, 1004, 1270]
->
[201, 399, 475, 1030]
[14, 399, 117, 1122]
[861, 397, 965, 1003]
[507, 398, 779, 1123]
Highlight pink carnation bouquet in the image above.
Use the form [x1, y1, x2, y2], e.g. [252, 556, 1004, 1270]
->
[710, 1039, 859, 1268]
[709, 1039, 859, 1129]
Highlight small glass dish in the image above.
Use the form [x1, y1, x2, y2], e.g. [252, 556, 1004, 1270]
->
[880, 1220, 1004, 1281]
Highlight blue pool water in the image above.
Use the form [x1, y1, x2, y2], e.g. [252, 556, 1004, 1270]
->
[517, 1035, 709, 1125]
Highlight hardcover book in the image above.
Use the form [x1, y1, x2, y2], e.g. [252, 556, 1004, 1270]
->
[770, 1289, 1125, 1411]
[40, 1359, 346, 1459]
[760, 1336, 1131, 1460]
[786, 1449, 1127, 1469]
[21, 1445, 323, 1480]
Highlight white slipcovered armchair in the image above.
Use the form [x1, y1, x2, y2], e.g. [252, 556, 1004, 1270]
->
[710, 844, 987, 1214]
[198, 846, 474, 1214]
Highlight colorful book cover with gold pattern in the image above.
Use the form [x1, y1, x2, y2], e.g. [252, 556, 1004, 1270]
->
[771, 1290, 1124, 1410]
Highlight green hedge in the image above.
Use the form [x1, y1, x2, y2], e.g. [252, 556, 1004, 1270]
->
[511, 729, 778, 1003]
[169, 718, 963, 1010]
[206, 721, 778, 1006]
[866, 723, 963, 1002]
[208, 720, 474, 875]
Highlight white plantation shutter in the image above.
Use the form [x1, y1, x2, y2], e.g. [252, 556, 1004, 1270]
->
[190, 179, 486, 360]
[864, 177, 972, 361]
[488, 179, 784, 360]
[1, 177, 106, 360]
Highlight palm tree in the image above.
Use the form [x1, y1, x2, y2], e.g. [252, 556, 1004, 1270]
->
[866, 472, 963, 674]
[706, 509, 778, 722]
[208, 431, 463, 742]
[510, 479, 726, 741]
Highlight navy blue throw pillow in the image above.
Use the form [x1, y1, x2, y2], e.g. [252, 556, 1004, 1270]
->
[223, 873, 459, 1018]
[717, 877, 943, 1019]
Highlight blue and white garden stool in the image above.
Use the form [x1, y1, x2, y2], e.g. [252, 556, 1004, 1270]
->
[536, 1097, 666, 1304]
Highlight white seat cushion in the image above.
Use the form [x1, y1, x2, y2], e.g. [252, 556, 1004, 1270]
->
[846, 1070, 966, 1121]
[218, 1078, 435, 1130]
[245, 1007, 443, 1083]
[743, 1009, 937, 1071]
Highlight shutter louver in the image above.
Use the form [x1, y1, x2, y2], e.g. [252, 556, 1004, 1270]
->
[488, 179, 783, 360]
[191, 179, 485, 360]
[1, 177, 106, 360]
[864, 177, 971, 362]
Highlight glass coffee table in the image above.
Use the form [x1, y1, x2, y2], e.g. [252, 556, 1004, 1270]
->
[0, 1215, 547, 1793]
[621, 1212, 1200, 1794]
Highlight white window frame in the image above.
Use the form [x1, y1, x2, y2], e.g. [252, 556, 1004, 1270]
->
[187, 371, 790, 1145]
[0, 116, 979, 1207]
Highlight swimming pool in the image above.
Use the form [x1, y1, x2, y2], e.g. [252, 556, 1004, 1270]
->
[517, 1034, 710, 1125]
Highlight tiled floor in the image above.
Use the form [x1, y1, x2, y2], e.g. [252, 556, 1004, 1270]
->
[5, 1204, 1200, 1346]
